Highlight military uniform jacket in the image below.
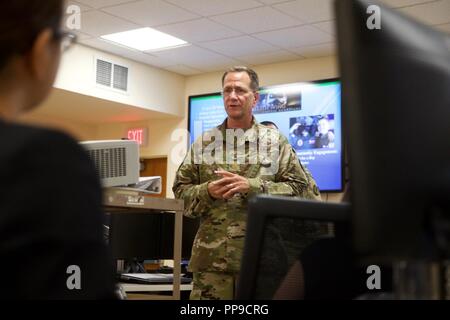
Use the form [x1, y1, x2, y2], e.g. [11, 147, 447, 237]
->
[173, 119, 321, 273]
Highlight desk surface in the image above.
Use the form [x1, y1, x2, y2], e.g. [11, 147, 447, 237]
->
[120, 283, 193, 292]
[104, 188, 184, 211]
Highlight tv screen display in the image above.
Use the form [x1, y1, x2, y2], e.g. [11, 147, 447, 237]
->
[188, 79, 343, 192]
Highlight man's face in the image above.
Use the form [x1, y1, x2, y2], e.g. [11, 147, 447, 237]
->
[222, 72, 259, 122]
[318, 119, 330, 134]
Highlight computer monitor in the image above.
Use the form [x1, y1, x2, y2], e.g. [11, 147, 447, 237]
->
[109, 212, 160, 261]
[336, 0, 450, 261]
[236, 195, 350, 299]
[108, 211, 199, 266]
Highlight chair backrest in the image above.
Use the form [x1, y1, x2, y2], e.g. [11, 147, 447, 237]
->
[236, 195, 351, 300]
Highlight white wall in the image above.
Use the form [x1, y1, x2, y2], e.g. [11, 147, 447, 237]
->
[55, 44, 185, 117]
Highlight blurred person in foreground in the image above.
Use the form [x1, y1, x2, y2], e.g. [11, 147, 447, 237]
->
[0, 1, 116, 299]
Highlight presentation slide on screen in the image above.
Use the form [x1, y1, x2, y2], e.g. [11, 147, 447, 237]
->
[189, 81, 342, 192]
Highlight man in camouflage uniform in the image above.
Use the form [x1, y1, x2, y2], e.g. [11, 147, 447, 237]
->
[256, 121, 327, 299]
[173, 66, 323, 300]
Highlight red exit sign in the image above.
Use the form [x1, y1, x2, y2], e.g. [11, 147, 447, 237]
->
[127, 128, 148, 146]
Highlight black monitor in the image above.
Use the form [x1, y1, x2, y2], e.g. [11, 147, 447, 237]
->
[336, 0, 450, 261]
[236, 195, 350, 299]
[108, 211, 199, 264]
[159, 214, 200, 260]
[109, 212, 160, 261]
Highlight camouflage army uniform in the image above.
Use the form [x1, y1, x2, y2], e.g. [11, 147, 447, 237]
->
[173, 118, 324, 300]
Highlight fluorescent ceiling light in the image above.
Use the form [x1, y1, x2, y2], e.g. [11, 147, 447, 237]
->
[101, 27, 188, 52]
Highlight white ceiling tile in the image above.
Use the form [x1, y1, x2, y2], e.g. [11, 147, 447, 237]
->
[380, 0, 432, 8]
[257, 0, 290, 4]
[434, 23, 450, 33]
[253, 25, 333, 48]
[80, 38, 141, 56]
[155, 19, 242, 43]
[102, 0, 199, 27]
[237, 50, 302, 65]
[274, 0, 334, 23]
[200, 36, 278, 57]
[64, 0, 416, 71]
[122, 52, 178, 68]
[165, 0, 263, 16]
[196, 59, 245, 73]
[66, 1, 94, 11]
[79, 38, 177, 67]
[72, 30, 94, 41]
[291, 42, 336, 58]
[398, 0, 450, 25]
[163, 65, 203, 76]
[311, 20, 336, 36]
[78, 11, 139, 36]
[74, 0, 135, 9]
[210, 7, 302, 34]
[150, 45, 237, 70]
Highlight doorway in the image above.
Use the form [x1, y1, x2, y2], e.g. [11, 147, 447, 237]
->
[140, 157, 167, 198]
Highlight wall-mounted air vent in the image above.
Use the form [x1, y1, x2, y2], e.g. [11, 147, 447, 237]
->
[96, 59, 112, 87]
[113, 64, 128, 91]
[96, 58, 129, 92]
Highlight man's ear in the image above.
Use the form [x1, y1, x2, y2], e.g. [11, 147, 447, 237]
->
[252, 92, 260, 107]
[26, 29, 54, 81]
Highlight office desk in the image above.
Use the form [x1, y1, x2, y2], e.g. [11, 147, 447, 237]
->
[120, 283, 193, 300]
[104, 188, 184, 300]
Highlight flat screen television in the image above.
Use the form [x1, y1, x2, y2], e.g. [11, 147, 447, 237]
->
[188, 79, 343, 192]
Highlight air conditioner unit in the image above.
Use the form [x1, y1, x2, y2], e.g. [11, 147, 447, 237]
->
[80, 140, 140, 188]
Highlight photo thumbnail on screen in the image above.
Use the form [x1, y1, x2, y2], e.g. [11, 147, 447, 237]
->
[255, 89, 302, 114]
[289, 114, 336, 150]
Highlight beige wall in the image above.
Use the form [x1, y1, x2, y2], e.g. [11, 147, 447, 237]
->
[185, 56, 338, 99]
[18, 113, 98, 141]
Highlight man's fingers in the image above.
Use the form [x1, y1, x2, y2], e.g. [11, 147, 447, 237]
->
[218, 183, 240, 197]
[215, 170, 234, 177]
[213, 177, 236, 186]
[225, 189, 242, 199]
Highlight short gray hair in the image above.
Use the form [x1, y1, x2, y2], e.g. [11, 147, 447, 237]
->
[222, 66, 259, 91]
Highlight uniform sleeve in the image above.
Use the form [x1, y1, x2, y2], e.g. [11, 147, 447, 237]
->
[303, 167, 322, 201]
[172, 147, 214, 218]
[248, 135, 321, 200]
